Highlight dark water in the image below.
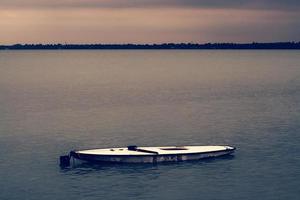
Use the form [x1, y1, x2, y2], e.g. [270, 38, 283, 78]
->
[0, 50, 299, 200]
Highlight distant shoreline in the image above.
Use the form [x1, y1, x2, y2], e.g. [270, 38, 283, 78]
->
[1, 42, 300, 50]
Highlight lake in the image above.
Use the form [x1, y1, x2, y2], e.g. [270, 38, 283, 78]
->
[0, 50, 299, 200]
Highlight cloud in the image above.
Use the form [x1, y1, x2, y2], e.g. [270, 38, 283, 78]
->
[0, 0, 299, 10]
[1, 8, 299, 44]
[1, 1, 299, 44]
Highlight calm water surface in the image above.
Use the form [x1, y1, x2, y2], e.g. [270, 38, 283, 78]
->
[0, 50, 300, 200]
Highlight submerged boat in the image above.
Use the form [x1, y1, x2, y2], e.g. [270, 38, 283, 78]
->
[60, 145, 236, 166]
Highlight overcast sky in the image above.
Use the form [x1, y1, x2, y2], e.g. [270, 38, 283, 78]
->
[0, 0, 299, 44]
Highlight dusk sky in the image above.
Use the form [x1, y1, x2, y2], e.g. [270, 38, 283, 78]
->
[1, 0, 300, 44]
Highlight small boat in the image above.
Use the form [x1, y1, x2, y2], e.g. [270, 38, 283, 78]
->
[60, 145, 236, 166]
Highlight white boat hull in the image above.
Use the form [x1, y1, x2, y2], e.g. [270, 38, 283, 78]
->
[70, 146, 235, 164]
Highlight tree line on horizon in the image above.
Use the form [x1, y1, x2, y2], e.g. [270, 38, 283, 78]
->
[0, 42, 300, 50]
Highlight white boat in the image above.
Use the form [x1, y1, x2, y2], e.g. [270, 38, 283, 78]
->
[60, 145, 235, 166]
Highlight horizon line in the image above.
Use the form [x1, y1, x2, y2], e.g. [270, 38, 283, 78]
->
[2, 41, 300, 45]
[1, 42, 300, 50]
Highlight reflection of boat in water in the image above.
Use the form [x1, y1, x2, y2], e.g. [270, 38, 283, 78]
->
[60, 145, 236, 166]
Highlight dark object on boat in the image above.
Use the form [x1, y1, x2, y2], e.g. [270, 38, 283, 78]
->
[127, 145, 138, 151]
[128, 145, 159, 154]
[59, 155, 71, 167]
